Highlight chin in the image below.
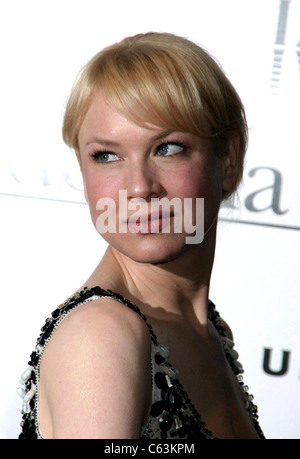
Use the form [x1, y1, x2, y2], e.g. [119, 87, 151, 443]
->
[104, 232, 192, 265]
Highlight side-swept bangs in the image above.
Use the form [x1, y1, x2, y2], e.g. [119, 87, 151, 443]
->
[63, 32, 248, 196]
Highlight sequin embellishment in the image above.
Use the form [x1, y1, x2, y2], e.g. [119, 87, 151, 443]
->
[17, 287, 265, 439]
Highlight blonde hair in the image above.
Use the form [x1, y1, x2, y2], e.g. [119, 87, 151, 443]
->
[63, 32, 248, 198]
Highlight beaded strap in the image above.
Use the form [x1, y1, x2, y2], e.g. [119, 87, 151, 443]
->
[18, 287, 265, 439]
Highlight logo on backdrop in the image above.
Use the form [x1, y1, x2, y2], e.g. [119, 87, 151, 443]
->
[220, 0, 300, 231]
[263, 348, 290, 376]
[262, 334, 300, 380]
[271, 0, 300, 93]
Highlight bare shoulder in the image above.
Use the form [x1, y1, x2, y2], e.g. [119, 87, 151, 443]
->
[39, 297, 152, 438]
[56, 296, 151, 346]
[43, 296, 152, 367]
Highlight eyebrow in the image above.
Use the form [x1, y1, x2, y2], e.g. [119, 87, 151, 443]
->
[85, 137, 120, 147]
[84, 129, 175, 147]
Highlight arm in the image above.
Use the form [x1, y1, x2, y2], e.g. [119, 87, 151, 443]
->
[39, 298, 152, 439]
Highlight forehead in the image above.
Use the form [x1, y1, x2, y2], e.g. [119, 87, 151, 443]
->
[78, 91, 171, 148]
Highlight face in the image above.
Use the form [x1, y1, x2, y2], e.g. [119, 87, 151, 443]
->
[77, 91, 229, 264]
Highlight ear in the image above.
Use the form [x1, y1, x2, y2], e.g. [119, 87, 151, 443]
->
[222, 136, 239, 193]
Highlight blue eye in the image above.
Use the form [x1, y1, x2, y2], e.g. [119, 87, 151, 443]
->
[91, 151, 119, 163]
[157, 142, 184, 156]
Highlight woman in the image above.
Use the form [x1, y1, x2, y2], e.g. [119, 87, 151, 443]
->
[18, 32, 264, 439]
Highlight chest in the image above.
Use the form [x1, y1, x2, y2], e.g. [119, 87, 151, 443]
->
[148, 319, 259, 439]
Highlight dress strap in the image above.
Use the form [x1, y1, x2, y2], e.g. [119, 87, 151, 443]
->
[32, 286, 158, 358]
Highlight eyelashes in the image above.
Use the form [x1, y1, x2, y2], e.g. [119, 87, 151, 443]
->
[89, 141, 186, 164]
[90, 151, 119, 163]
[157, 142, 185, 157]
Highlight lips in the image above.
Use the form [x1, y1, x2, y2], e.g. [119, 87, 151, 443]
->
[126, 211, 173, 234]
[127, 208, 173, 223]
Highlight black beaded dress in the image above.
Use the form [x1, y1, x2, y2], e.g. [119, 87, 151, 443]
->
[18, 286, 265, 439]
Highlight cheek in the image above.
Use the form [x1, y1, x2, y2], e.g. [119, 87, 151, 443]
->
[86, 163, 123, 195]
[83, 171, 121, 223]
[169, 162, 221, 200]
[173, 161, 223, 232]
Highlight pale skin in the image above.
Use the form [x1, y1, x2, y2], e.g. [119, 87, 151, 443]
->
[39, 91, 259, 439]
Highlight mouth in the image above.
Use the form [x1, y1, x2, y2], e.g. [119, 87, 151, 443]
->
[126, 211, 174, 234]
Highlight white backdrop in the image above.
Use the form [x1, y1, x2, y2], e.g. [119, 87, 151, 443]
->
[0, 0, 299, 439]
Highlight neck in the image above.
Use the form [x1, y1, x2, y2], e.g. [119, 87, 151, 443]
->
[94, 226, 217, 327]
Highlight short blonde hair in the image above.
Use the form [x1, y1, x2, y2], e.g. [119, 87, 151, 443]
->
[63, 32, 248, 198]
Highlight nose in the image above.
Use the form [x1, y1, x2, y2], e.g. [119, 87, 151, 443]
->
[126, 159, 161, 201]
